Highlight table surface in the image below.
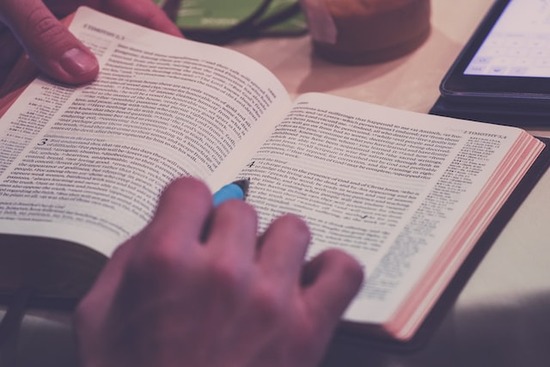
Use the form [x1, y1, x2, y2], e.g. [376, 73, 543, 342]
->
[4, 1, 550, 366]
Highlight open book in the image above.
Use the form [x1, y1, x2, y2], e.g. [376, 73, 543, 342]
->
[0, 7, 547, 342]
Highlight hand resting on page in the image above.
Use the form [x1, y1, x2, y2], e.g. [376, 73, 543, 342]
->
[74, 177, 364, 367]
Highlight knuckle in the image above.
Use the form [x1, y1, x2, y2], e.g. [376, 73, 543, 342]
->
[130, 231, 183, 277]
[143, 11, 164, 28]
[249, 283, 285, 322]
[26, 6, 64, 39]
[207, 257, 246, 290]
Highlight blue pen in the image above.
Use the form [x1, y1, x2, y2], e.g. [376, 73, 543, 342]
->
[212, 179, 250, 207]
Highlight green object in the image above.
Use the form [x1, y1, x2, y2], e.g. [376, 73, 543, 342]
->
[157, 0, 307, 43]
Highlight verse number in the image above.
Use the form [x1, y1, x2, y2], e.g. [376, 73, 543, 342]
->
[38, 138, 48, 146]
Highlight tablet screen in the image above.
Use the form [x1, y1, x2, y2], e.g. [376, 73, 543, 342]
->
[440, 0, 550, 102]
[464, 0, 550, 78]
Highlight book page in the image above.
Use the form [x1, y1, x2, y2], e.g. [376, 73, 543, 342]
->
[237, 92, 537, 324]
[0, 7, 291, 256]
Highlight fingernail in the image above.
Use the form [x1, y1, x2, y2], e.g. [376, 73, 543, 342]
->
[59, 48, 98, 77]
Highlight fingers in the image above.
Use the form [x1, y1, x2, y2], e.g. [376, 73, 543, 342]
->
[205, 201, 258, 261]
[143, 177, 212, 254]
[76, 177, 211, 329]
[0, 0, 99, 85]
[0, 0, 181, 87]
[102, 0, 182, 37]
[88, 177, 212, 306]
[302, 249, 364, 328]
[258, 214, 311, 285]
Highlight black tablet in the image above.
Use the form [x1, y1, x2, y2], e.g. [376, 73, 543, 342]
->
[440, 0, 550, 105]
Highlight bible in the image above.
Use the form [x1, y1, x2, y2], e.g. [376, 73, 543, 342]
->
[0, 7, 547, 341]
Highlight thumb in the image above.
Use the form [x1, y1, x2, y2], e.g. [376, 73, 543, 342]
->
[0, 0, 99, 85]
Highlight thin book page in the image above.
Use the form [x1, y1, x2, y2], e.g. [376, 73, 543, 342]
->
[237, 92, 540, 325]
[0, 7, 291, 256]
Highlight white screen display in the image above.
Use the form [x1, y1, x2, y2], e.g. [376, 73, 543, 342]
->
[465, 0, 550, 77]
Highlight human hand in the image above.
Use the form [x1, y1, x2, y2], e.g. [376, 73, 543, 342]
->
[74, 177, 364, 367]
[0, 0, 181, 86]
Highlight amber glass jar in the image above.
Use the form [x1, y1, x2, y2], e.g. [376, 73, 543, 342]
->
[300, 0, 431, 64]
